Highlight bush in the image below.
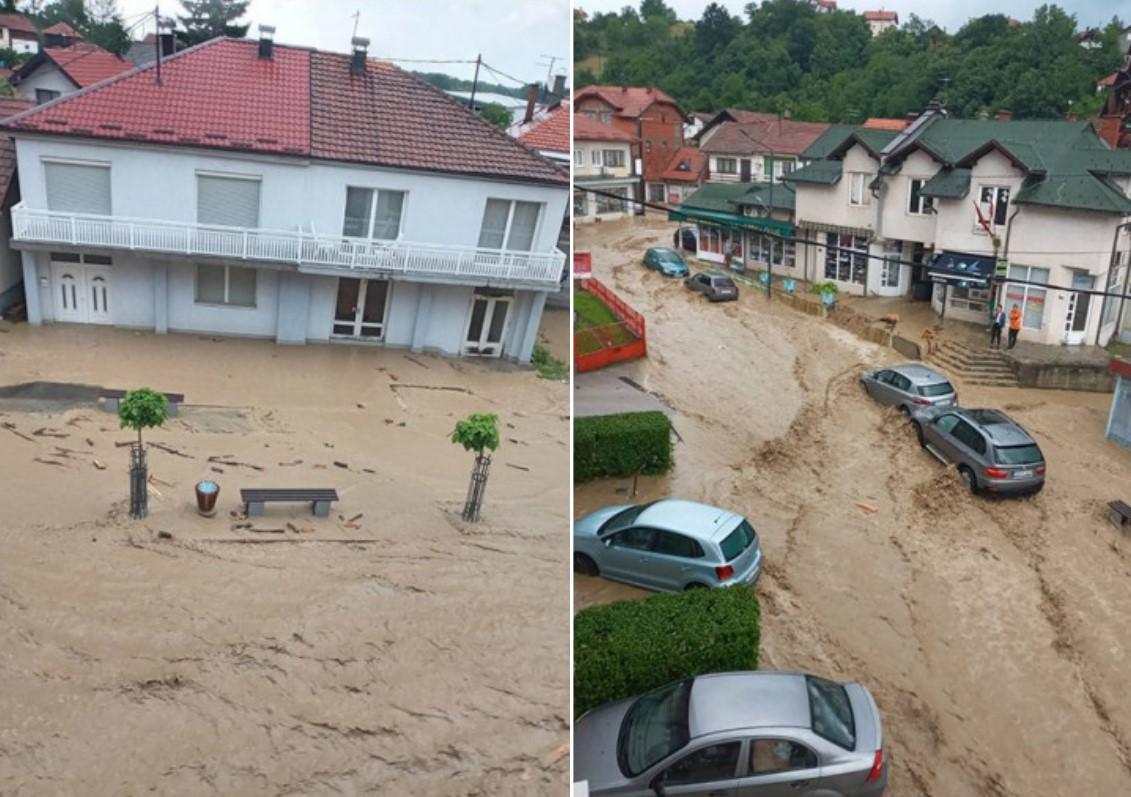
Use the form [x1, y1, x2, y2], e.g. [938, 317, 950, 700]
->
[574, 411, 672, 481]
[531, 344, 568, 381]
[574, 586, 761, 718]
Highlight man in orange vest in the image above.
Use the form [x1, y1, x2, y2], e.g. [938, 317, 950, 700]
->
[1007, 303, 1023, 349]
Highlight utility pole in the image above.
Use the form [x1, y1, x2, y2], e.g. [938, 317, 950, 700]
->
[467, 53, 481, 111]
[154, 5, 162, 86]
[538, 53, 559, 94]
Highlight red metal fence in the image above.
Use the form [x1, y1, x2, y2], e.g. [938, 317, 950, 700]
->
[574, 277, 647, 373]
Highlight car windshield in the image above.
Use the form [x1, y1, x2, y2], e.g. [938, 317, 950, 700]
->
[806, 676, 856, 751]
[617, 679, 692, 777]
[656, 251, 682, 264]
[599, 502, 657, 536]
[994, 444, 1043, 465]
[917, 381, 954, 397]
[719, 520, 756, 561]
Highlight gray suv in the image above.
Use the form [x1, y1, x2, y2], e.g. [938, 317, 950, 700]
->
[860, 364, 956, 415]
[911, 406, 1045, 495]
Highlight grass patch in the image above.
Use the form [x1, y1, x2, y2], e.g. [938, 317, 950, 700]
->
[1107, 340, 1131, 360]
[531, 344, 568, 381]
[574, 290, 637, 355]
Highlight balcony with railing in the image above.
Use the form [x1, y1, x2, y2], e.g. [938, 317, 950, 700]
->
[10, 203, 565, 289]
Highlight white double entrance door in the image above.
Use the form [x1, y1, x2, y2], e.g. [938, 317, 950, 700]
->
[51, 257, 112, 324]
[463, 293, 512, 357]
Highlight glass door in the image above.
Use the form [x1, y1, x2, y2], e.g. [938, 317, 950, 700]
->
[333, 277, 390, 340]
[464, 295, 510, 357]
[1064, 271, 1094, 345]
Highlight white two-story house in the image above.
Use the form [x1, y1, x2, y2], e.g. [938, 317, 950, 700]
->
[572, 113, 636, 223]
[787, 105, 1131, 347]
[2, 33, 567, 363]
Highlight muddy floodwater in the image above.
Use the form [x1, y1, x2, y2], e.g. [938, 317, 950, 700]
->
[575, 217, 1131, 797]
[0, 312, 570, 796]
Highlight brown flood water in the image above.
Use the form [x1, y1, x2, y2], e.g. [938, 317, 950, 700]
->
[575, 216, 1131, 797]
[0, 318, 569, 795]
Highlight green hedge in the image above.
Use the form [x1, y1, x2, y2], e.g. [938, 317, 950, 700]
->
[574, 585, 761, 718]
[574, 411, 673, 482]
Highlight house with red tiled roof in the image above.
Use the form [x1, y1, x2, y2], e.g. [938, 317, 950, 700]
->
[2, 32, 567, 363]
[863, 117, 910, 131]
[0, 13, 40, 55]
[656, 146, 709, 205]
[41, 21, 80, 47]
[515, 102, 570, 164]
[11, 42, 132, 105]
[699, 116, 829, 184]
[0, 94, 32, 312]
[573, 112, 638, 222]
[573, 84, 687, 203]
[863, 10, 899, 37]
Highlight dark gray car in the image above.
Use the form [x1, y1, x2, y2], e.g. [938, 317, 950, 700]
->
[860, 364, 956, 415]
[911, 406, 1045, 495]
[685, 272, 738, 302]
[575, 671, 887, 796]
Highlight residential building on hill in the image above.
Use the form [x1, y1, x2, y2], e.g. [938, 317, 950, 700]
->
[863, 11, 899, 37]
[699, 117, 828, 185]
[785, 105, 1131, 346]
[573, 113, 636, 223]
[0, 13, 40, 55]
[0, 94, 33, 313]
[2, 33, 567, 363]
[11, 42, 133, 104]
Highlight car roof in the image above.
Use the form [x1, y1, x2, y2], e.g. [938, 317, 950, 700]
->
[689, 672, 810, 737]
[959, 408, 1036, 445]
[886, 363, 950, 385]
[636, 499, 742, 541]
[648, 247, 680, 256]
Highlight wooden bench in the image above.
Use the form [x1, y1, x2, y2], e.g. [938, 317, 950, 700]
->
[241, 488, 339, 518]
[99, 389, 185, 417]
[1108, 500, 1131, 530]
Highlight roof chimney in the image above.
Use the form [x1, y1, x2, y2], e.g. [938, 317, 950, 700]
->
[995, 109, 1012, 121]
[552, 73, 565, 99]
[523, 84, 539, 124]
[351, 36, 369, 75]
[258, 24, 275, 59]
[158, 19, 176, 57]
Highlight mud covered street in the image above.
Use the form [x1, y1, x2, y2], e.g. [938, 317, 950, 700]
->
[575, 217, 1131, 796]
[0, 322, 569, 796]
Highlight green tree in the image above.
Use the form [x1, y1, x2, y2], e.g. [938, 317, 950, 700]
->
[118, 388, 169, 448]
[451, 413, 500, 456]
[38, 0, 130, 55]
[176, 0, 249, 46]
[479, 102, 512, 130]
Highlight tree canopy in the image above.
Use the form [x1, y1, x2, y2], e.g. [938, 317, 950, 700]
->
[177, 0, 249, 47]
[31, 0, 131, 55]
[575, 0, 1125, 122]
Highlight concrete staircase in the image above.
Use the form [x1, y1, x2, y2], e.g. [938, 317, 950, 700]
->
[929, 339, 1020, 388]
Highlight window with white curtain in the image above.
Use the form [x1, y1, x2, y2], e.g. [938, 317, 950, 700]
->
[197, 173, 261, 228]
[44, 161, 111, 214]
[477, 199, 542, 250]
[342, 187, 406, 240]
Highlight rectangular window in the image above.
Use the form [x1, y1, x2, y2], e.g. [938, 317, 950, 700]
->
[602, 149, 625, 168]
[44, 161, 111, 215]
[197, 174, 261, 228]
[591, 149, 602, 166]
[35, 88, 60, 104]
[824, 232, 868, 285]
[976, 185, 1010, 230]
[574, 149, 583, 167]
[596, 188, 629, 215]
[477, 199, 542, 250]
[848, 173, 870, 206]
[908, 178, 933, 215]
[1005, 264, 1049, 330]
[716, 158, 737, 174]
[598, 111, 612, 125]
[195, 264, 256, 307]
[341, 187, 406, 240]
[881, 239, 902, 288]
[648, 183, 664, 203]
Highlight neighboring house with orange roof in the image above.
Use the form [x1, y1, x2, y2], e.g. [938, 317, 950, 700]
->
[657, 147, 708, 205]
[0, 13, 40, 55]
[573, 84, 687, 203]
[573, 112, 637, 223]
[515, 102, 571, 164]
[863, 117, 910, 130]
[0, 94, 32, 312]
[11, 42, 132, 105]
[41, 21, 80, 47]
[700, 116, 829, 184]
[863, 11, 899, 37]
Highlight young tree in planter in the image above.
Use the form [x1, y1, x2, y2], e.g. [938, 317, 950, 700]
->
[118, 388, 169, 518]
[450, 412, 500, 522]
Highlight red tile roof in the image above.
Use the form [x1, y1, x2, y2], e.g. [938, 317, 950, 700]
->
[573, 85, 684, 119]
[572, 112, 634, 142]
[863, 11, 899, 22]
[43, 21, 80, 36]
[657, 146, 707, 183]
[725, 109, 780, 124]
[863, 117, 909, 130]
[0, 13, 37, 34]
[43, 43, 133, 88]
[1099, 73, 1119, 88]
[3, 38, 565, 185]
[0, 95, 31, 199]
[517, 103, 570, 153]
[700, 119, 829, 157]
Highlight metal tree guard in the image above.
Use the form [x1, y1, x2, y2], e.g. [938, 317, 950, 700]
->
[129, 443, 148, 519]
[462, 453, 492, 522]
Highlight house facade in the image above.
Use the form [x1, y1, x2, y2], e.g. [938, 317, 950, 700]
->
[573, 113, 636, 223]
[0, 13, 40, 55]
[699, 117, 828, 186]
[863, 11, 899, 37]
[656, 146, 708, 206]
[786, 108, 1131, 346]
[674, 181, 797, 275]
[11, 42, 133, 104]
[4, 36, 567, 364]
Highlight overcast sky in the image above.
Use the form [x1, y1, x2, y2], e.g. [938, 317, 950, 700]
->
[116, 0, 569, 85]
[577, 0, 1121, 32]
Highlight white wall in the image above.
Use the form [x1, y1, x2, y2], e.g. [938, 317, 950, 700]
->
[794, 144, 878, 232]
[574, 140, 632, 179]
[15, 63, 75, 103]
[0, 208, 21, 299]
[932, 150, 1025, 257]
[166, 261, 280, 338]
[880, 150, 939, 245]
[14, 136, 568, 256]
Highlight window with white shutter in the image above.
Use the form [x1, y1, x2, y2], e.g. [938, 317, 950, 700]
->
[196, 174, 261, 228]
[44, 161, 111, 215]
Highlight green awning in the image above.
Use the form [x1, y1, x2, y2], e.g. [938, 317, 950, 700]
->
[667, 206, 794, 236]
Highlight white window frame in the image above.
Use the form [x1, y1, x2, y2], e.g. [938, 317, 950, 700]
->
[480, 198, 543, 251]
[975, 185, 1010, 233]
[848, 172, 871, 207]
[195, 170, 263, 229]
[602, 149, 626, 168]
[881, 240, 902, 287]
[194, 264, 257, 308]
[591, 149, 602, 166]
[574, 149, 583, 167]
[716, 157, 737, 174]
[907, 178, 933, 215]
[42, 157, 112, 214]
[342, 186, 407, 241]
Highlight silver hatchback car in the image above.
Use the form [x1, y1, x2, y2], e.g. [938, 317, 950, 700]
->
[572, 499, 762, 592]
[860, 364, 956, 415]
[911, 406, 1046, 495]
[574, 671, 888, 797]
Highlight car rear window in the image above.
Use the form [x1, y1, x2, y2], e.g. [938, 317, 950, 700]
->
[917, 381, 954, 397]
[806, 676, 856, 751]
[994, 444, 1043, 465]
[719, 520, 756, 562]
[713, 278, 736, 288]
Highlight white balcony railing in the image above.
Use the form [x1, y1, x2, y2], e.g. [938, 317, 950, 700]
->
[10, 203, 564, 288]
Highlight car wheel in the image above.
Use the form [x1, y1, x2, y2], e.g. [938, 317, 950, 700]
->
[912, 422, 925, 448]
[573, 553, 599, 577]
[958, 465, 979, 494]
[899, 405, 911, 418]
[684, 582, 708, 591]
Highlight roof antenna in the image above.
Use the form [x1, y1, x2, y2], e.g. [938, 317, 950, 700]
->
[351, 10, 360, 40]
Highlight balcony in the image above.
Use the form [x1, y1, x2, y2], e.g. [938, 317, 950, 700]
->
[10, 203, 564, 289]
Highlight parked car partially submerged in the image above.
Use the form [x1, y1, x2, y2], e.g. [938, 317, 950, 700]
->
[575, 671, 888, 796]
[573, 499, 762, 592]
[644, 247, 690, 278]
[685, 272, 738, 302]
[911, 406, 1046, 495]
[860, 364, 956, 415]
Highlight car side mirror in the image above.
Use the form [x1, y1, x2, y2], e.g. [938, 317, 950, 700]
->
[650, 774, 667, 797]
[603, 538, 613, 548]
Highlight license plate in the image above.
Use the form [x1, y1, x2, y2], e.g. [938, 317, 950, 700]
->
[1013, 469, 1033, 479]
